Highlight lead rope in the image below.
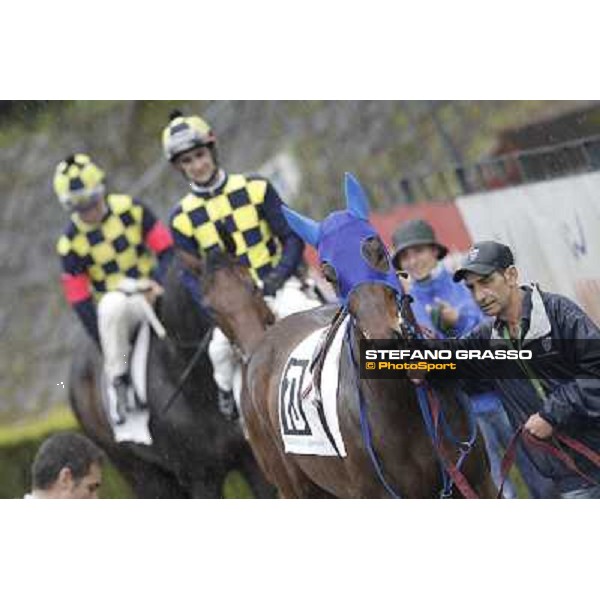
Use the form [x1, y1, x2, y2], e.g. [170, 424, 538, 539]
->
[400, 297, 478, 498]
[348, 294, 479, 498]
[496, 325, 600, 495]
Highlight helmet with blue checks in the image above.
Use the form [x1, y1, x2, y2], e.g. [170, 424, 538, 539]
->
[162, 110, 216, 162]
[53, 153, 106, 212]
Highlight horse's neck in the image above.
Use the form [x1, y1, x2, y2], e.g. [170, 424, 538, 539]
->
[238, 319, 268, 358]
[343, 323, 428, 422]
[161, 274, 212, 345]
[158, 268, 215, 385]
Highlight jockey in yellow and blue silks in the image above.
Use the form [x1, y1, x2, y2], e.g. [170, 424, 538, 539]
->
[163, 111, 320, 420]
[55, 154, 174, 423]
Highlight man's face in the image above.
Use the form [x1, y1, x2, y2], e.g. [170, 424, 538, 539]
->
[176, 146, 216, 185]
[76, 197, 106, 225]
[58, 462, 103, 499]
[464, 268, 517, 317]
[398, 244, 439, 281]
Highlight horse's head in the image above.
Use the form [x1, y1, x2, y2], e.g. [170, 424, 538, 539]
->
[178, 226, 275, 356]
[283, 173, 403, 340]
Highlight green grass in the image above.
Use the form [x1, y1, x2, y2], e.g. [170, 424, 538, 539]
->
[223, 470, 255, 499]
[0, 404, 77, 447]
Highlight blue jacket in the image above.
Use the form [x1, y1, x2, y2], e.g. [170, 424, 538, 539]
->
[408, 263, 501, 414]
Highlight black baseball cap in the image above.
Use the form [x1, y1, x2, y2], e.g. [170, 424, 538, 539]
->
[453, 241, 514, 282]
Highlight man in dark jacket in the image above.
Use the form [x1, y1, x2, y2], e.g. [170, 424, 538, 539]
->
[451, 241, 600, 498]
[391, 220, 555, 498]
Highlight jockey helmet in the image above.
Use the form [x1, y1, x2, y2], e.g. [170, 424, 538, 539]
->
[162, 110, 216, 163]
[53, 153, 106, 212]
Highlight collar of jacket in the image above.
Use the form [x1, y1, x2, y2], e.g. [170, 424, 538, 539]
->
[189, 168, 227, 196]
[491, 283, 551, 344]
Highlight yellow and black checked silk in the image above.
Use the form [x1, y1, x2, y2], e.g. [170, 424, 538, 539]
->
[171, 174, 281, 282]
[56, 194, 157, 299]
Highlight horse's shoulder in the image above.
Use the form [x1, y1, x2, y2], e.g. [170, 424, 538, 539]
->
[254, 305, 337, 357]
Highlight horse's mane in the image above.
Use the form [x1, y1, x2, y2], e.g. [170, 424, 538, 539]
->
[205, 247, 238, 276]
[201, 221, 241, 284]
[160, 256, 213, 345]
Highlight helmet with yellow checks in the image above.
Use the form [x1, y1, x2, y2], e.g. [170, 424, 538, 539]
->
[53, 153, 106, 212]
[161, 110, 216, 163]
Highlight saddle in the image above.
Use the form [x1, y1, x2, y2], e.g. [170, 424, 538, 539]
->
[302, 306, 347, 402]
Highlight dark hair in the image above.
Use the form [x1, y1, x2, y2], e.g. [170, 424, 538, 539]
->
[31, 432, 105, 490]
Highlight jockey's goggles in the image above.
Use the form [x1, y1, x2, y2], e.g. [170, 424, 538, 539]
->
[63, 185, 106, 213]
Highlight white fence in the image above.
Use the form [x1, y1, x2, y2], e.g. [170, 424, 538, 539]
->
[456, 171, 600, 325]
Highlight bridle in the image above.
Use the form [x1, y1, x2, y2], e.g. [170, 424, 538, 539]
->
[345, 289, 480, 498]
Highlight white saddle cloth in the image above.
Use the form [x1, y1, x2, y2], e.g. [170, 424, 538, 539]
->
[278, 316, 348, 457]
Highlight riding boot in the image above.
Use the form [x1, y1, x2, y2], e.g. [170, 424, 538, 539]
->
[217, 388, 239, 421]
[113, 373, 131, 425]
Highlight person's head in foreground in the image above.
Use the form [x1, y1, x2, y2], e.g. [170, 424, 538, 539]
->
[29, 432, 104, 499]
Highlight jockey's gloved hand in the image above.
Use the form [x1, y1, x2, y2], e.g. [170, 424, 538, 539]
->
[262, 271, 286, 297]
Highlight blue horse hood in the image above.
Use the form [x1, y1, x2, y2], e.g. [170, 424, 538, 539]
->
[318, 211, 402, 305]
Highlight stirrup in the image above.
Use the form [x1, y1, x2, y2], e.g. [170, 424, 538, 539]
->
[113, 378, 129, 425]
[217, 388, 239, 422]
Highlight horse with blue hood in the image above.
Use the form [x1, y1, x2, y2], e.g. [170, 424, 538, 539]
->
[241, 174, 496, 498]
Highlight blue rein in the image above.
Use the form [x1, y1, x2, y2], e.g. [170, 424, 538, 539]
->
[345, 299, 477, 499]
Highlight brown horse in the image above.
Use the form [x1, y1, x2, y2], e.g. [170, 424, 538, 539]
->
[235, 174, 497, 498]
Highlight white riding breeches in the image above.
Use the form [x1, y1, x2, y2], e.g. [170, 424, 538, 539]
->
[208, 276, 321, 400]
[265, 275, 322, 319]
[208, 327, 236, 393]
[97, 290, 148, 382]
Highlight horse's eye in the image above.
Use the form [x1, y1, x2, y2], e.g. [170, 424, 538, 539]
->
[362, 236, 390, 273]
[321, 262, 338, 285]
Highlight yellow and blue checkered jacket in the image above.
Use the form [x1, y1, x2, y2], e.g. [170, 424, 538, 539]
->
[169, 173, 303, 284]
[57, 194, 173, 302]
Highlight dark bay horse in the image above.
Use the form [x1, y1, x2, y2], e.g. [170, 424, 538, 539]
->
[69, 256, 273, 498]
[238, 174, 497, 498]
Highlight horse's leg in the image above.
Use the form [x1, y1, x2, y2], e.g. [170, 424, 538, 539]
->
[128, 464, 189, 499]
[298, 481, 337, 498]
[234, 449, 277, 499]
[111, 452, 190, 498]
[189, 473, 222, 499]
[245, 403, 335, 499]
